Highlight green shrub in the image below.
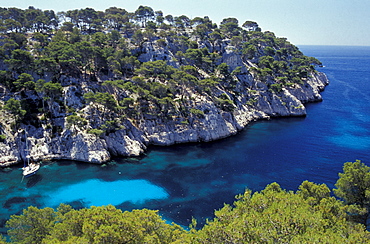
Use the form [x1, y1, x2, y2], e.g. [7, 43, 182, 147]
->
[189, 108, 204, 117]
[246, 98, 257, 106]
[87, 129, 104, 136]
[0, 134, 6, 142]
[270, 83, 283, 93]
[216, 95, 235, 112]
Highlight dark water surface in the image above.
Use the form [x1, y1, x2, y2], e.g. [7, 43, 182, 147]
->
[1, 45, 370, 233]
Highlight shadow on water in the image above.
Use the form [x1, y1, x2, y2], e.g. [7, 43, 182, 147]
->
[76, 162, 93, 170]
[0, 219, 6, 232]
[144, 188, 236, 227]
[116, 201, 140, 210]
[26, 174, 43, 188]
[57, 160, 74, 166]
[3, 197, 28, 209]
[96, 164, 120, 182]
[1, 167, 13, 173]
[65, 200, 86, 210]
[56, 160, 91, 170]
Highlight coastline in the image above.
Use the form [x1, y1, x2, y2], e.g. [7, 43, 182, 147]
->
[0, 72, 329, 167]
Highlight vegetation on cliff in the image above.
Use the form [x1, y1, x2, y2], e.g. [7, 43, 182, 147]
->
[2, 161, 370, 243]
[0, 6, 323, 158]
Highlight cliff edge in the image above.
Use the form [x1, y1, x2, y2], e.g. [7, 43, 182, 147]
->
[0, 8, 329, 166]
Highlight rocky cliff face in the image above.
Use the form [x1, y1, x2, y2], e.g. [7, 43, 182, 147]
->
[0, 38, 329, 166]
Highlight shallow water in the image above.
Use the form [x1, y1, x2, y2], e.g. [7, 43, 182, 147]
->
[1, 45, 370, 234]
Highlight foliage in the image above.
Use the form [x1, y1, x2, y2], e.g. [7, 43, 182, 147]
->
[87, 128, 104, 136]
[84, 92, 118, 112]
[0, 71, 14, 89]
[100, 120, 125, 134]
[135, 60, 175, 79]
[6, 206, 56, 244]
[179, 182, 370, 243]
[269, 83, 283, 93]
[242, 20, 260, 31]
[0, 134, 6, 142]
[6, 205, 184, 244]
[0, 235, 5, 244]
[66, 114, 87, 131]
[13, 73, 35, 90]
[219, 17, 240, 38]
[4, 49, 34, 74]
[3, 98, 26, 120]
[5, 176, 370, 243]
[216, 63, 230, 77]
[297, 180, 331, 205]
[216, 94, 235, 111]
[189, 108, 204, 118]
[41, 82, 63, 100]
[334, 160, 370, 226]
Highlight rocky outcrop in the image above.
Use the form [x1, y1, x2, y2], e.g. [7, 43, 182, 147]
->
[0, 72, 328, 166]
[0, 40, 329, 167]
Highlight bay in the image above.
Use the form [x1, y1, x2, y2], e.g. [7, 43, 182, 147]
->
[1, 45, 370, 234]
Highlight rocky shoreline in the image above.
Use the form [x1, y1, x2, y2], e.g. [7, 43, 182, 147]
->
[0, 71, 328, 167]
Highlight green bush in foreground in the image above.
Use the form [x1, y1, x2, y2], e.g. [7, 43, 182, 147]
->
[4, 161, 370, 243]
[6, 206, 184, 244]
[180, 182, 369, 243]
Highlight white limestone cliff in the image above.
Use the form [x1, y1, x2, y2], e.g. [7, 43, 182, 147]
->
[0, 42, 329, 166]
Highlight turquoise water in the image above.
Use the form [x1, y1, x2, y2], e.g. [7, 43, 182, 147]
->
[45, 179, 169, 207]
[1, 45, 370, 233]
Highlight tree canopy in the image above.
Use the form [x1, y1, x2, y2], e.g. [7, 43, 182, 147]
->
[5, 205, 184, 244]
[4, 167, 370, 243]
[334, 160, 370, 226]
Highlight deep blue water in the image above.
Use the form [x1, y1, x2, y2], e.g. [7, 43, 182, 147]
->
[1, 45, 370, 234]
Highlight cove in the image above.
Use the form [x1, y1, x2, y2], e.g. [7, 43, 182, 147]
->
[1, 45, 370, 234]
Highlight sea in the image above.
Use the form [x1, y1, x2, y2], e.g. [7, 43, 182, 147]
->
[1, 45, 370, 234]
